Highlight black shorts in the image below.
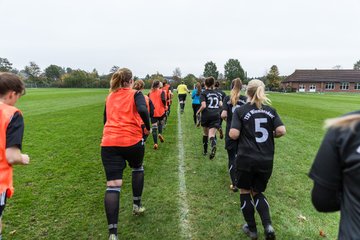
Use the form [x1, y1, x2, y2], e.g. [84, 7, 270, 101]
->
[151, 114, 165, 124]
[201, 113, 220, 129]
[101, 140, 144, 181]
[0, 191, 7, 218]
[235, 161, 273, 192]
[178, 94, 187, 102]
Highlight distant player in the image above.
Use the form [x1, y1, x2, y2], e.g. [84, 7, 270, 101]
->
[162, 80, 172, 118]
[309, 111, 360, 239]
[197, 77, 223, 159]
[221, 78, 247, 192]
[229, 79, 286, 240]
[101, 68, 150, 240]
[133, 80, 154, 141]
[148, 80, 166, 149]
[214, 81, 226, 139]
[191, 82, 202, 126]
[177, 81, 190, 113]
[0, 73, 30, 240]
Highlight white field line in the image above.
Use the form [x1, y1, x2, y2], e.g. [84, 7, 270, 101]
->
[177, 104, 192, 239]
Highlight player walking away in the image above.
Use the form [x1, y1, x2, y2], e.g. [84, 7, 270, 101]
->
[148, 80, 166, 149]
[229, 79, 285, 240]
[221, 78, 247, 192]
[133, 80, 154, 142]
[191, 82, 202, 126]
[162, 80, 172, 118]
[0, 73, 30, 240]
[197, 77, 223, 159]
[214, 81, 226, 139]
[309, 112, 360, 239]
[177, 81, 190, 113]
[101, 68, 150, 240]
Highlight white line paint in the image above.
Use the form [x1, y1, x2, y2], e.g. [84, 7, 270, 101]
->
[177, 104, 192, 239]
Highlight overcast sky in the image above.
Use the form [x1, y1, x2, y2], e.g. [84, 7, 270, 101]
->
[1, 0, 359, 77]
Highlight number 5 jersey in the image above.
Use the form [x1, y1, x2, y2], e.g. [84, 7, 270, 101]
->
[231, 103, 284, 165]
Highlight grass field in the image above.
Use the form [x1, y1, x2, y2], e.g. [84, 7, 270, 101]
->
[2, 89, 359, 239]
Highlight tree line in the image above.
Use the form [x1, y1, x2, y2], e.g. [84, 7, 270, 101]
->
[7, 57, 360, 90]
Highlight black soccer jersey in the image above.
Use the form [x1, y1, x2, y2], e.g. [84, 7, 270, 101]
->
[6, 112, 24, 150]
[309, 110, 360, 239]
[223, 95, 247, 149]
[231, 103, 283, 168]
[215, 89, 226, 102]
[200, 89, 222, 116]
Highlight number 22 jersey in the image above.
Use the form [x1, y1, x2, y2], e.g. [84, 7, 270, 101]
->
[200, 89, 222, 116]
[231, 103, 284, 164]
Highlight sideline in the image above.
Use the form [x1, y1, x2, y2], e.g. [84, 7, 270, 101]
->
[177, 104, 192, 239]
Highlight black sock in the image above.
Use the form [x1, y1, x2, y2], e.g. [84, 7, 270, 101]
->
[210, 137, 216, 148]
[152, 126, 158, 144]
[132, 166, 144, 207]
[104, 186, 121, 235]
[158, 122, 163, 134]
[203, 135, 208, 153]
[253, 193, 272, 227]
[240, 193, 256, 232]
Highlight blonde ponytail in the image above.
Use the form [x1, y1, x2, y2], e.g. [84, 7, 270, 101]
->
[246, 79, 271, 109]
[324, 114, 360, 130]
[110, 68, 132, 92]
[230, 78, 242, 106]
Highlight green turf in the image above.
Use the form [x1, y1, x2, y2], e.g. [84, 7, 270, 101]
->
[2, 89, 357, 239]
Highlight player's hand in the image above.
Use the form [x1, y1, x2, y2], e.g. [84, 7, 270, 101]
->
[21, 154, 30, 165]
[144, 128, 151, 136]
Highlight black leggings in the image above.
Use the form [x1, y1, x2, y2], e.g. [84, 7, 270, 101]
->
[192, 104, 201, 124]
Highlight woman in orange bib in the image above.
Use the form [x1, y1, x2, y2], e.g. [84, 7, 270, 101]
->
[0, 73, 29, 240]
[101, 68, 150, 240]
[148, 80, 166, 150]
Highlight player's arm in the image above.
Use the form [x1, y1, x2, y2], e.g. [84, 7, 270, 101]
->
[197, 101, 206, 115]
[135, 92, 150, 131]
[229, 109, 241, 140]
[274, 125, 286, 138]
[6, 147, 29, 165]
[5, 112, 29, 165]
[161, 91, 166, 106]
[221, 110, 227, 120]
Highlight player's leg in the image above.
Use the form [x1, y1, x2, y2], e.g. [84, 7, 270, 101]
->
[227, 147, 238, 192]
[0, 191, 7, 240]
[151, 119, 158, 149]
[208, 125, 218, 160]
[158, 117, 165, 143]
[127, 141, 146, 215]
[252, 167, 275, 240]
[237, 171, 258, 239]
[202, 127, 209, 155]
[101, 147, 126, 239]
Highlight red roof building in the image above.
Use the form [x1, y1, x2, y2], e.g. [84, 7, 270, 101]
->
[282, 70, 360, 92]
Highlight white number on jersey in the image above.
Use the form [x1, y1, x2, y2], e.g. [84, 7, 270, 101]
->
[255, 118, 269, 143]
[208, 96, 219, 109]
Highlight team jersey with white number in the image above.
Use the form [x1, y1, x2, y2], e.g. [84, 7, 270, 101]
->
[231, 103, 283, 165]
[200, 89, 222, 116]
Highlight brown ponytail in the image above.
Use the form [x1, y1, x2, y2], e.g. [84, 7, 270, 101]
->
[133, 80, 145, 91]
[230, 78, 242, 106]
[246, 79, 271, 109]
[196, 82, 201, 95]
[110, 68, 132, 92]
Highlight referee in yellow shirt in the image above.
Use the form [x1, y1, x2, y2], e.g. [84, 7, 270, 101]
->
[177, 81, 190, 113]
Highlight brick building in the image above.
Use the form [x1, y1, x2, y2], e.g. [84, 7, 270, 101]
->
[282, 70, 360, 93]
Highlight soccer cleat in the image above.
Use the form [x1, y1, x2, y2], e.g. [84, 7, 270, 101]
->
[219, 128, 224, 139]
[158, 134, 165, 143]
[153, 144, 158, 150]
[133, 204, 146, 216]
[108, 234, 118, 240]
[264, 225, 276, 240]
[242, 224, 258, 240]
[209, 145, 217, 160]
[203, 151, 207, 156]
